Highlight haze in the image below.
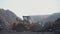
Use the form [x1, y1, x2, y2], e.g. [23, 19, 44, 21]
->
[0, 0, 60, 18]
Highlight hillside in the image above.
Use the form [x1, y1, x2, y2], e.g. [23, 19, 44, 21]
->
[0, 9, 22, 31]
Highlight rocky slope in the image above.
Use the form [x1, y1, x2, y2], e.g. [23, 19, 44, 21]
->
[0, 9, 22, 31]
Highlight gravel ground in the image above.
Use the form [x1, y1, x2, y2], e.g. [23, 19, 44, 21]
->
[0, 32, 53, 34]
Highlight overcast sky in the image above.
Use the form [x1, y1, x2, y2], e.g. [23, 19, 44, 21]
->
[0, 0, 60, 18]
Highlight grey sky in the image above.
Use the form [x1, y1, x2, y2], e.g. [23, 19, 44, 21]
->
[0, 0, 60, 18]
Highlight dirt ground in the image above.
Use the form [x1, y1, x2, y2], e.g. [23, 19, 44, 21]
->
[0, 32, 53, 34]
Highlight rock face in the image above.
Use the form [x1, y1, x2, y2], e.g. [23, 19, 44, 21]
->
[30, 15, 49, 23]
[0, 9, 22, 31]
[53, 18, 60, 34]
